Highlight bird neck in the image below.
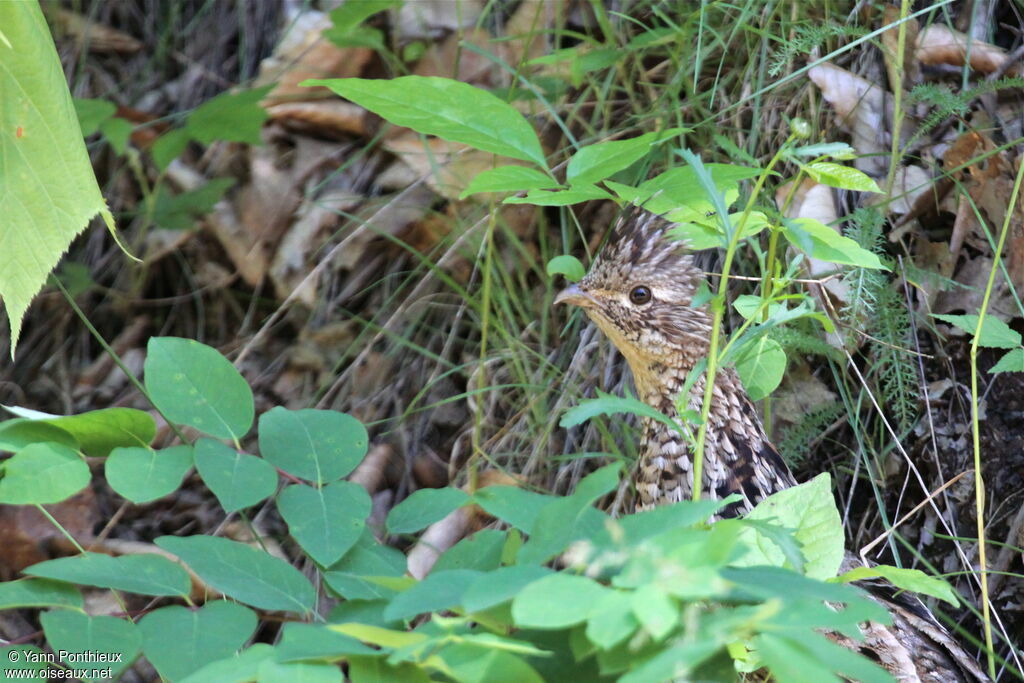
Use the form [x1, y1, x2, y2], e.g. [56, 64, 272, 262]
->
[629, 354, 796, 514]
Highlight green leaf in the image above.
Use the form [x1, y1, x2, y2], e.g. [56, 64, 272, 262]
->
[139, 601, 257, 681]
[734, 336, 786, 401]
[778, 631, 895, 683]
[546, 255, 586, 283]
[585, 590, 638, 650]
[257, 659, 344, 683]
[24, 552, 190, 597]
[436, 643, 544, 683]
[733, 473, 844, 580]
[151, 128, 191, 171]
[194, 438, 277, 514]
[105, 444, 193, 503]
[788, 142, 856, 160]
[144, 337, 254, 439]
[630, 585, 678, 640]
[560, 389, 679, 432]
[386, 487, 470, 535]
[990, 347, 1024, 373]
[460, 166, 560, 198]
[1, 646, 47, 677]
[41, 610, 140, 680]
[782, 218, 887, 270]
[100, 116, 133, 155]
[757, 633, 841, 683]
[186, 85, 271, 146]
[0, 442, 89, 504]
[433, 529, 507, 572]
[835, 565, 959, 606]
[462, 565, 554, 613]
[804, 162, 881, 193]
[0, 419, 76, 452]
[0, 578, 82, 610]
[326, 0, 401, 38]
[2, 406, 156, 458]
[276, 622, 377, 662]
[933, 314, 1022, 349]
[151, 178, 236, 231]
[258, 407, 368, 483]
[516, 466, 618, 564]
[566, 129, 683, 184]
[503, 184, 612, 205]
[323, 532, 407, 600]
[512, 573, 610, 628]
[472, 486, 556, 534]
[156, 535, 316, 613]
[177, 644, 275, 683]
[278, 481, 371, 567]
[306, 76, 546, 167]
[346, 656, 432, 682]
[73, 97, 116, 136]
[383, 569, 482, 621]
[0, 1, 116, 349]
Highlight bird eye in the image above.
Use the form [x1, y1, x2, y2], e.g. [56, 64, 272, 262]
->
[629, 286, 652, 305]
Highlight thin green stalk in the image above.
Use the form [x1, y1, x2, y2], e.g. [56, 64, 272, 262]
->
[884, 0, 909, 199]
[690, 139, 793, 502]
[969, 148, 1024, 679]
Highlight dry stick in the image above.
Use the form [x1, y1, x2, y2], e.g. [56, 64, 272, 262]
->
[859, 471, 968, 560]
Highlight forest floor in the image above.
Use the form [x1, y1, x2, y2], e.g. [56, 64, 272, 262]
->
[2, 0, 1023, 678]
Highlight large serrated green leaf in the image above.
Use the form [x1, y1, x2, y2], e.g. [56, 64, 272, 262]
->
[0, 2, 116, 350]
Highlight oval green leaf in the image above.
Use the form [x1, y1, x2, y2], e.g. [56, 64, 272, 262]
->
[277, 481, 371, 567]
[24, 552, 191, 597]
[194, 438, 277, 513]
[105, 445, 193, 503]
[0, 578, 82, 610]
[734, 336, 786, 401]
[385, 487, 470, 535]
[0, 442, 89, 504]
[155, 535, 316, 613]
[144, 337, 254, 439]
[305, 76, 546, 167]
[460, 166, 560, 199]
[511, 573, 610, 628]
[139, 601, 257, 681]
[41, 610, 140, 680]
[546, 255, 586, 283]
[258, 407, 367, 483]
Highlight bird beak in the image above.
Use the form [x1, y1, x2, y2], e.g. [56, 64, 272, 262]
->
[554, 284, 597, 308]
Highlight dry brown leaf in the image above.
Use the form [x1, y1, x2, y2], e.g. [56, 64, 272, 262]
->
[49, 7, 143, 54]
[395, 0, 485, 41]
[382, 133, 517, 200]
[260, 11, 374, 105]
[916, 24, 1020, 76]
[0, 491, 98, 579]
[265, 101, 370, 140]
[414, 27, 499, 86]
[808, 63, 891, 177]
[349, 443, 398, 495]
[269, 190, 362, 305]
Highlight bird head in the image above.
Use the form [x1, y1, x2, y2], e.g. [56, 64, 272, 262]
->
[555, 209, 713, 384]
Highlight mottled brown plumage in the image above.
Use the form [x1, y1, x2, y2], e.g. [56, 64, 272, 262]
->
[556, 207, 987, 682]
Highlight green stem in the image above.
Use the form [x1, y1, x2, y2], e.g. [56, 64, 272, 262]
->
[690, 138, 793, 502]
[969, 146, 1024, 679]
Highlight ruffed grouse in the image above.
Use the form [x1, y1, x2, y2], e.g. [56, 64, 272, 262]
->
[555, 208, 987, 682]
